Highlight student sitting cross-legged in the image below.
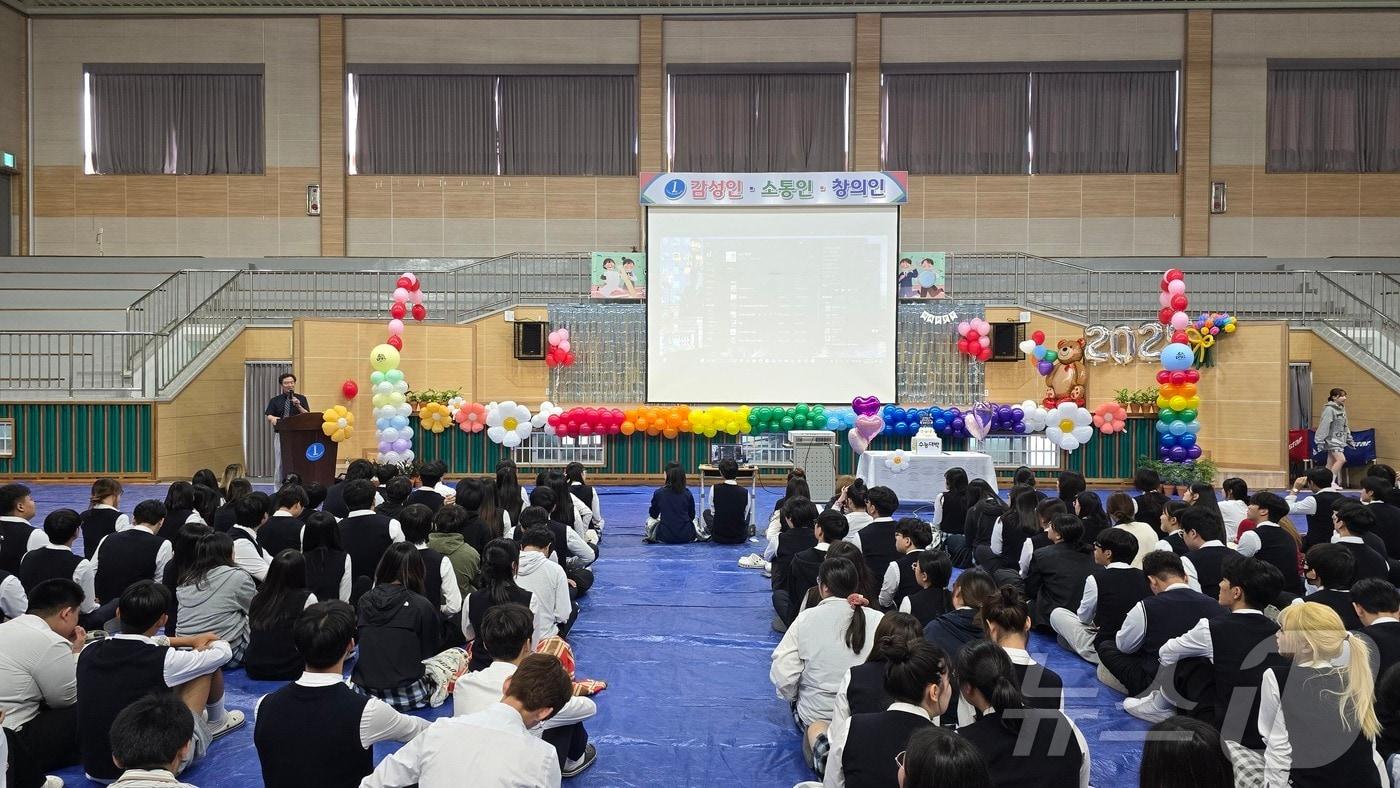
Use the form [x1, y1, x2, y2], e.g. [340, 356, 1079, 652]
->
[899, 551, 953, 627]
[253, 600, 429, 788]
[0, 579, 86, 788]
[1049, 527, 1150, 666]
[17, 509, 97, 620]
[879, 518, 934, 611]
[702, 458, 753, 545]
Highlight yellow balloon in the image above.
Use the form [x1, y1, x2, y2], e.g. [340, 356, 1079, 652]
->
[1224, 322, 1236, 333]
[369, 344, 400, 373]
[1169, 395, 1187, 411]
[322, 422, 336, 437]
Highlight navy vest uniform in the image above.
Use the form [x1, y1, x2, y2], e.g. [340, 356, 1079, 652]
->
[93, 529, 161, 603]
[891, 550, 924, 607]
[305, 548, 348, 603]
[258, 515, 303, 556]
[709, 484, 750, 544]
[1208, 612, 1283, 750]
[1091, 566, 1152, 645]
[157, 508, 196, 542]
[1254, 525, 1304, 595]
[466, 586, 532, 671]
[1139, 586, 1224, 655]
[844, 660, 890, 718]
[77, 637, 172, 781]
[244, 588, 313, 681]
[79, 508, 122, 559]
[960, 708, 1084, 788]
[841, 708, 934, 788]
[417, 546, 445, 609]
[1184, 544, 1232, 597]
[1302, 491, 1345, 551]
[0, 520, 37, 573]
[255, 680, 375, 788]
[1273, 665, 1382, 788]
[18, 547, 82, 592]
[340, 513, 395, 580]
[905, 587, 951, 627]
[858, 520, 900, 587]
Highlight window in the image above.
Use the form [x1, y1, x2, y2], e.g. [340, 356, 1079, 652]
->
[512, 433, 604, 467]
[968, 435, 1059, 469]
[0, 418, 11, 459]
[884, 72, 1029, 174]
[1267, 62, 1400, 173]
[668, 71, 848, 172]
[83, 65, 265, 175]
[348, 69, 637, 176]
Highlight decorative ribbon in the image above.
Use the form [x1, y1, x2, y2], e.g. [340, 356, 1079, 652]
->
[1185, 327, 1215, 363]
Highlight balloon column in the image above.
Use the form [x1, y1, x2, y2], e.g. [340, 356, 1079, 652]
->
[1156, 269, 1203, 464]
[371, 273, 428, 465]
[547, 407, 627, 438]
[956, 318, 994, 362]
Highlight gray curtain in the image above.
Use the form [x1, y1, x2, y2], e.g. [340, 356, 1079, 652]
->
[499, 75, 636, 176]
[1267, 69, 1361, 172]
[354, 74, 496, 175]
[91, 74, 176, 175]
[884, 72, 1029, 174]
[1361, 69, 1400, 173]
[671, 73, 844, 171]
[1032, 71, 1177, 174]
[90, 72, 262, 175]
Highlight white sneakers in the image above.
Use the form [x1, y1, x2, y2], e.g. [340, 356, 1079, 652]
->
[1122, 690, 1175, 724]
[208, 709, 247, 740]
[43, 777, 64, 788]
[738, 554, 767, 570]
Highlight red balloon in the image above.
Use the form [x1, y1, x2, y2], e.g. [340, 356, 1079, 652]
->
[564, 352, 575, 366]
[1158, 307, 1174, 325]
[1031, 330, 1045, 344]
[1160, 278, 1170, 292]
[1172, 331, 1189, 344]
[1170, 294, 1188, 311]
[386, 335, 403, 350]
[978, 348, 992, 361]
[1169, 371, 1186, 385]
[1165, 268, 1184, 282]
[1156, 370, 1171, 384]
[1184, 369, 1200, 383]
[397, 275, 412, 290]
[545, 355, 560, 368]
[956, 339, 969, 354]
[411, 304, 427, 321]
[547, 414, 561, 426]
[342, 379, 359, 399]
[390, 302, 406, 320]
[578, 423, 593, 436]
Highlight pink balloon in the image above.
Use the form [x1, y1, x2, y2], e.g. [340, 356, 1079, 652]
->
[558, 328, 569, 340]
[387, 319, 404, 336]
[956, 321, 970, 336]
[548, 331, 561, 346]
[393, 287, 410, 302]
[1158, 291, 1171, 308]
[559, 340, 571, 353]
[410, 289, 423, 305]
[847, 429, 871, 455]
[1170, 311, 1191, 330]
[979, 335, 991, 348]
[401, 272, 418, 288]
[1167, 280, 1186, 296]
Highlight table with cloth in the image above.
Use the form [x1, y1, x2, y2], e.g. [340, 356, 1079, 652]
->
[854, 451, 998, 503]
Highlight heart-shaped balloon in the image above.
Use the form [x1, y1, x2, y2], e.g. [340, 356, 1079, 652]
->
[965, 409, 993, 440]
[852, 396, 882, 417]
[847, 429, 871, 455]
[854, 414, 885, 441]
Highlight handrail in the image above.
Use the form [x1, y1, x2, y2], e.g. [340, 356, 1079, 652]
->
[0, 331, 165, 397]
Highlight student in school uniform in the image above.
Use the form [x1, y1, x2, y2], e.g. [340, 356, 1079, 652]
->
[17, 510, 97, 618]
[981, 490, 1039, 577]
[1289, 469, 1347, 550]
[1219, 478, 1252, 544]
[933, 469, 971, 557]
[1333, 500, 1393, 582]
[1133, 467, 1169, 536]
[1106, 492, 1159, 569]
[323, 460, 376, 519]
[900, 551, 953, 627]
[1179, 508, 1233, 596]
[404, 461, 449, 513]
[212, 478, 251, 534]
[922, 569, 996, 660]
[879, 518, 933, 611]
[106, 694, 204, 788]
[520, 493, 594, 571]
[1157, 501, 1191, 556]
[340, 479, 406, 593]
[79, 478, 129, 560]
[254, 600, 429, 788]
[566, 462, 604, 535]
[1360, 477, 1400, 559]
[1303, 543, 1364, 629]
[827, 613, 927, 739]
[398, 503, 462, 621]
[779, 510, 847, 629]
[462, 539, 544, 671]
[0, 484, 48, 575]
[175, 532, 256, 667]
[0, 579, 85, 788]
[1129, 555, 1286, 737]
[227, 492, 272, 583]
[376, 476, 412, 522]
[242, 548, 317, 681]
[158, 482, 204, 542]
[981, 586, 1065, 712]
[1352, 578, 1400, 766]
[429, 505, 480, 597]
[1024, 515, 1097, 631]
[771, 498, 820, 626]
[453, 604, 599, 778]
[258, 485, 309, 556]
[91, 500, 173, 612]
[1237, 492, 1305, 596]
[703, 458, 753, 545]
[849, 487, 901, 585]
[76, 580, 243, 783]
[301, 510, 352, 604]
[1014, 499, 1069, 579]
[1050, 527, 1150, 666]
[645, 465, 697, 545]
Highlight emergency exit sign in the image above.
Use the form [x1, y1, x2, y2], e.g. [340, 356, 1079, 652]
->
[0, 152, 13, 169]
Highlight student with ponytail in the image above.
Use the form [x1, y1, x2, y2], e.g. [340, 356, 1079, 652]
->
[829, 613, 926, 734]
[1256, 601, 1386, 787]
[771, 555, 885, 771]
[955, 639, 1089, 787]
[461, 538, 542, 670]
[980, 586, 1064, 712]
[822, 636, 951, 787]
[1024, 515, 1096, 631]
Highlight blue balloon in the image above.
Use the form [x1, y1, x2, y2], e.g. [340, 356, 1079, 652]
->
[900, 422, 915, 437]
[1161, 434, 1178, 448]
[1185, 421, 1201, 434]
[929, 408, 945, 420]
[948, 408, 962, 417]
[934, 418, 948, 432]
[951, 416, 965, 431]
[1169, 420, 1187, 436]
[391, 415, 408, 429]
[1161, 343, 1194, 371]
[1179, 433, 1197, 448]
[1155, 420, 1169, 434]
[893, 408, 907, 422]
[1011, 407, 1024, 421]
[826, 416, 841, 430]
[882, 405, 895, 417]
[1033, 346, 1047, 360]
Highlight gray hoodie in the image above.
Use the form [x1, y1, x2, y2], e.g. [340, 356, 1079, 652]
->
[176, 564, 256, 651]
[1317, 400, 1353, 449]
[514, 550, 571, 643]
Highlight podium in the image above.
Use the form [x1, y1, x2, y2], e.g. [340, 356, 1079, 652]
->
[275, 412, 339, 488]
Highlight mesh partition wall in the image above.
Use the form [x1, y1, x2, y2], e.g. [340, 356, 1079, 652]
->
[896, 302, 987, 404]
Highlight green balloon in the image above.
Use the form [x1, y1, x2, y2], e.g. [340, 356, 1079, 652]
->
[1159, 408, 1177, 422]
[747, 412, 759, 424]
[780, 416, 795, 431]
[1044, 350, 1059, 363]
[811, 406, 826, 420]
[1179, 409, 1197, 422]
[795, 403, 810, 417]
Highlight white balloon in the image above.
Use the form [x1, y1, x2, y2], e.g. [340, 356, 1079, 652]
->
[382, 451, 401, 464]
[1018, 340, 1038, 354]
[1058, 436, 1079, 451]
[1071, 426, 1094, 443]
[401, 450, 414, 463]
[502, 431, 522, 448]
[397, 404, 412, 418]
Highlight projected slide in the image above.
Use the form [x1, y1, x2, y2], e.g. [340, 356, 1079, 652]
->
[647, 207, 898, 404]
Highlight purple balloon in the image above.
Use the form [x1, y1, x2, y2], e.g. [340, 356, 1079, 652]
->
[948, 408, 962, 417]
[1037, 361, 1054, 375]
[1013, 422, 1027, 434]
[1170, 446, 1188, 462]
[378, 441, 394, 453]
[1187, 445, 1203, 460]
[391, 438, 410, 452]
[952, 416, 965, 431]
[1011, 407, 1024, 421]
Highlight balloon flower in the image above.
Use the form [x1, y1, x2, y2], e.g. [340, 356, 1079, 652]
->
[883, 449, 910, 473]
[1045, 402, 1094, 452]
[486, 401, 534, 448]
[419, 402, 452, 434]
[1093, 402, 1128, 434]
[321, 406, 354, 443]
[454, 402, 487, 433]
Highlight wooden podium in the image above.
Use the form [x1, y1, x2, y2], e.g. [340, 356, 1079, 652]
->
[275, 412, 339, 487]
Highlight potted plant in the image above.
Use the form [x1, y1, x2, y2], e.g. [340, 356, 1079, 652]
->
[405, 388, 460, 413]
[1160, 461, 1189, 495]
[1187, 458, 1218, 486]
[1114, 388, 1133, 407]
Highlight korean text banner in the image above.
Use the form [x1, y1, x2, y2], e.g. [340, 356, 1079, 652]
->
[640, 172, 909, 206]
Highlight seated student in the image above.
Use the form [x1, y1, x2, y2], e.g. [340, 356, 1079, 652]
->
[1097, 551, 1223, 698]
[300, 481, 327, 521]
[91, 500, 174, 611]
[258, 485, 308, 556]
[212, 478, 251, 533]
[703, 458, 753, 544]
[18, 509, 97, 616]
[1353, 579, 1400, 764]
[900, 551, 954, 627]
[1050, 528, 1150, 666]
[0, 579, 85, 788]
[982, 586, 1064, 713]
[398, 503, 461, 619]
[352, 543, 466, 711]
[1220, 478, 1252, 543]
[1157, 501, 1191, 556]
[176, 532, 256, 667]
[962, 482, 1007, 566]
[254, 600, 429, 788]
[823, 637, 951, 788]
[900, 726, 994, 788]
[1073, 491, 1111, 545]
[1133, 467, 1169, 534]
[339, 479, 406, 589]
[1024, 515, 1097, 631]
[1016, 498, 1068, 578]
[157, 482, 204, 542]
[982, 490, 1039, 577]
[323, 459, 377, 519]
[77, 580, 242, 782]
[243, 550, 316, 681]
[453, 604, 598, 778]
[1238, 492, 1305, 595]
[515, 526, 574, 640]
[771, 498, 820, 620]
[1255, 602, 1386, 787]
[404, 461, 448, 513]
[161, 523, 212, 637]
[1135, 556, 1286, 740]
[955, 639, 1090, 788]
[828, 613, 927, 735]
[933, 470, 970, 557]
[1303, 543, 1363, 629]
[849, 486, 901, 584]
[923, 569, 997, 660]
[521, 491, 594, 570]
[376, 476, 413, 521]
[1106, 492, 1158, 568]
[1180, 508, 1233, 595]
[771, 556, 885, 767]
[565, 462, 604, 535]
[537, 470, 593, 543]
[1012, 467, 1046, 502]
[1361, 477, 1400, 559]
[780, 510, 848, 629]
[463, 538, 543, 671]
[1139, 716, 1237, 788]
[107, 694, 203, 788]
[646, 465, 697, 545]
[880, 518, 933, 610]
[301, 510, 352, 604]
[1333, 500, 1393, 582]
[450, 482, 495, 555]
[227, 492, 271, 583]
[1288, 468, 1347, 552]
[362, 653, 572, 788]
[428, 505, 480, 598]
[0, 484, 47, 574]
[80, 478, 129, 560]
[1369, 463, 1400, 505]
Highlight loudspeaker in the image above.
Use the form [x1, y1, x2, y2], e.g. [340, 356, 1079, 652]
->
[990, 322, 1024, 361]
[514, 322, 547, 360]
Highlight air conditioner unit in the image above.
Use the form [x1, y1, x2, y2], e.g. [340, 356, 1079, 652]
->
[789, 430, 837, 501]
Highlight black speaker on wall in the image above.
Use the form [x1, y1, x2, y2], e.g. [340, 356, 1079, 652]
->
[989, 322, 1024, 362]
[514, 322, 547, 360]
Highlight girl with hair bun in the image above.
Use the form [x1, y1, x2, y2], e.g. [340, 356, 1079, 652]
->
[829, 612, 926, 734]
[980, 585, 1065, 712]
[899, 726, 992, 788]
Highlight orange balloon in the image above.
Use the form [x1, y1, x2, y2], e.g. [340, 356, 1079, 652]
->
[663, 427, 679, 439]
[678, 405, 691, 417]
[620, 421, 636, 435]
[1181, 383, 1197, 397]
[636, 417, 649, 430]
[625, 409, 639, 421]
[646, 426, 661, 437]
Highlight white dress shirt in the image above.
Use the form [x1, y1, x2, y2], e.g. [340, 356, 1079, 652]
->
[1181, 540, 1227, 593]
[452, 659, 596, 730]
[990, 517, 1007, 556]
[29, 543, 98, 613]
[91, 524, 174, 590]
[347, 510, 406, 543]
[1235, 521, 1284, 558]
[770, 596, 884, 726]
[105, 633, 232, 685]
[879, 548, 923, 609]
[0, 517, 50, 554]
[361, 702, 561, 788]
[0, 614, 77, 730]
[1018, 538, 1036, 578]
[1218, 499, 1249, 541]
[229, 525, 271, 582]
[0, 575, 28, 620]
[255, 671, 428, 748]
[1075, 562, 1133, 623]
[412, 542, 462, 615]
[1159, 608, 1263, 666]
[95, 503, 133, 534]
[432, 482, 456, 500]
[110, 768, 197, 787]
[1285, 492, 1318, 516]
[1116, 582, 1193, 654]
[843, 511, 874, 537]
[569, 482, 604, 530]
[822, 702, 931, 788]
[1258, 660, 1387, 787]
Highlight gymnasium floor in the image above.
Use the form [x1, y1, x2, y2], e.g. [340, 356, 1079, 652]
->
[39, 482, 1150, 787]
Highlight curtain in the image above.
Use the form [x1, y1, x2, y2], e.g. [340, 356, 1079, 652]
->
[671, 74, 759, 171]
[1032, 71, 1177, 174]
[499, 75, 636, 176]
[1267, 69, 1361, 173]
[354, 74, 496, 175]
[90, 72, 262, 175]
[884, 72, 1029, 174]
[671, 73, 845, 171]
[90, 74, 177, 175]
[1361, 69, 1400, 173]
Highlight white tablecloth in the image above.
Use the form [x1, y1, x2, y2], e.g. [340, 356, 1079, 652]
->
[855, 451, 998, 503]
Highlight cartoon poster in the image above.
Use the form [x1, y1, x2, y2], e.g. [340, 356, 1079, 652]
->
[898, 252, 947, 300]
[591, 252, 647, 299]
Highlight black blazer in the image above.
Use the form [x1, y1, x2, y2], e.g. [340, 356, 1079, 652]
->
[1025, 543, 1097, 628]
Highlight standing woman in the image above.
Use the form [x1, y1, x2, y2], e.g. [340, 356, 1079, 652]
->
[1318, 389, 1356, 485]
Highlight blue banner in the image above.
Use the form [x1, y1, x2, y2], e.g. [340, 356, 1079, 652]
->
[1310, 428, 1377, 467]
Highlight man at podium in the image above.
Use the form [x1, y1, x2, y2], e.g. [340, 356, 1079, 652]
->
[265, 372, 310, 484]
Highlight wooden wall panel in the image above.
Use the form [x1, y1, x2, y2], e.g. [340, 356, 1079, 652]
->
[320, 15, 346, 255]
[1182, 10, 1212, 255]
[852, 14, 881, 171]
[638, 15, 664, 173]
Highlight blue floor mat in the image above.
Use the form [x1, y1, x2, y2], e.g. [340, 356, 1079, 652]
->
[28, 481, 1264, 786]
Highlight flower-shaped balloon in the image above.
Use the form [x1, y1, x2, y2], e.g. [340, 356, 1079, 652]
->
[1045, 402, 1094, 451]
[419, 402, 452, 434]
[1093, 402, 1128, 435]
[320, 406, 354, 443]
[446, 396, 466, 417]
[454, 401, 487, 433]
[1020, 400, 1049, 433]
[531, 401, 564, 435]
[487, 400, 534, 447]
[883, 449, 910, 474]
